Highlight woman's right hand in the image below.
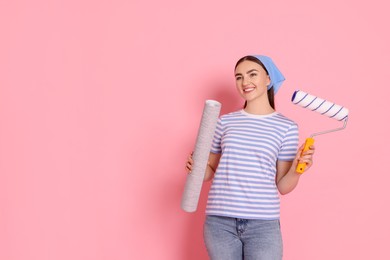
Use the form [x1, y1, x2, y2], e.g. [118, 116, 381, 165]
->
[185, 152, 194, 174]
[184, 152, 221, 181]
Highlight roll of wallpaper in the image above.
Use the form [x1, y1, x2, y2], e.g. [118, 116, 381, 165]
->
[181, 100, 221, 213]
[291, 90, 349, 121]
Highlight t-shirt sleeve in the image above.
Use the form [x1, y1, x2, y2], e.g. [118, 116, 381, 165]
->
[210, 118, 223, 154]
[278, 123, 299, 161]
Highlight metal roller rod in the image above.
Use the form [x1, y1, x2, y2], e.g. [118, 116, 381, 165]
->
[311, 117, 348, 137]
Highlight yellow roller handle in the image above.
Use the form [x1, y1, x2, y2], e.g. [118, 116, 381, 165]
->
[296, 137, 315, 174]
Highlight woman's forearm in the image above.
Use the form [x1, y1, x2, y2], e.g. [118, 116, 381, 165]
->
[204, 152, 221, 181]
[277, 169, 301, 195]
[204, 163, 215, 181]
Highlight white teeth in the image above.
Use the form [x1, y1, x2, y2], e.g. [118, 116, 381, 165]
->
[244, 87, 255, 92]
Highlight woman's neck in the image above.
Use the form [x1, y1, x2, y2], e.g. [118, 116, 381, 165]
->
[244, 100, 275, 115]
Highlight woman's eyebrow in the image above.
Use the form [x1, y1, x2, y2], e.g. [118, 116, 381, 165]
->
[235, 69, 259, 77]
[246, 69, 258, 74]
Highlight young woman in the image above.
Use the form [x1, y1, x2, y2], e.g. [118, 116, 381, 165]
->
[185, 55, 315, 259]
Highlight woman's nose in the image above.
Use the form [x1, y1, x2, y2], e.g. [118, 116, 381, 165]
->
[242, 76, 251, 86]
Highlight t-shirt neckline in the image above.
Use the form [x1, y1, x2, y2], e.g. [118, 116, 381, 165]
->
[240, 109, 279, 118]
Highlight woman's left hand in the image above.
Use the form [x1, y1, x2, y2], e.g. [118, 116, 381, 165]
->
[295, 144, 316, 172]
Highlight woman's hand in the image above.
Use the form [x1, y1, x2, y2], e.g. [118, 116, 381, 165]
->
[185, 152, 194, 174]
[184, 152, 221, 181]
[276, 144, 316, 195]
[294, 144, 316, 173]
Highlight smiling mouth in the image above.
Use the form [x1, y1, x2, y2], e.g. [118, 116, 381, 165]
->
[243, 87, 255, 93]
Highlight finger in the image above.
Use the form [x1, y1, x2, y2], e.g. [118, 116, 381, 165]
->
[294, 144, 306, 160]
[298, 156, 313, 166]
[304, 146, 315, 154]
[187, 157, 193, 164]
[186, 161, 193, 169]
[300, 152, 314, 158]
[185, 166, 192, 174]
[295, 145, 305, 160]
[302, 149, 315, 156]
[299, 155, 313, 163]
[292, 143, 308, 168]
[299, 158, 313, 164]
[291, 153, 302, 170]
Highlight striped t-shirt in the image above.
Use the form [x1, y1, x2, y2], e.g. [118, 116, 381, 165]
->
[206, 109, 299, 220]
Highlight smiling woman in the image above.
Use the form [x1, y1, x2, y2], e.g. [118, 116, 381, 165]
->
[235, 55, 283, 111]
[235, 56, 272, 113]
[184, 54, 316, 259]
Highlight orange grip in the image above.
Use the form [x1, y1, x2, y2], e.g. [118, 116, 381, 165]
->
[296, 137, 315, 174]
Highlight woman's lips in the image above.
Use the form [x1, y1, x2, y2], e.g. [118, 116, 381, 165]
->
[243, 87, 255, 93]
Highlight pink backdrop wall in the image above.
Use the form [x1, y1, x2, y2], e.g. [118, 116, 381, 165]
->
[1, 0, 389, 259]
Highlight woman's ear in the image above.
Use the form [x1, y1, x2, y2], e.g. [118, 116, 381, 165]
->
[266, 76, 271, 87]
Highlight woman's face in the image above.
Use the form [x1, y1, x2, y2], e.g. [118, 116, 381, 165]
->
[234, 60, 271, 103]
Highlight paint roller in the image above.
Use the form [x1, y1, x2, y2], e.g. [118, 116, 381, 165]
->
[181, 100, 221, 212]
[291, 90, 349, 173]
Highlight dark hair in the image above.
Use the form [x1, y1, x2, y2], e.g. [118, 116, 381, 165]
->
[235, 56, 275, 109]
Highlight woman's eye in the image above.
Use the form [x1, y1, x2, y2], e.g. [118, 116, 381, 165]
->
[236, 76, 242, 81]
[250, 73, 257, 77]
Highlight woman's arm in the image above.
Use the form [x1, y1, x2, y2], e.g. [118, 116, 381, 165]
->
[185, 152, 221, 181]
[276, 144, 315, 195]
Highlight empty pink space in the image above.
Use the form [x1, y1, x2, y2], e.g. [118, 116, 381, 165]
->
[1, 0, 389, 259]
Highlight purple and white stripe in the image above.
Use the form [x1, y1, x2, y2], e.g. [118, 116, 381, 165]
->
[292, 90, 349, 121]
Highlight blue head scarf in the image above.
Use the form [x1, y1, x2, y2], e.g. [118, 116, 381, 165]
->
[253, 55, 285, 95]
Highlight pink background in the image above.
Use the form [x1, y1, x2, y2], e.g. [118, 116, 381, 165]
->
[1, 0, 389, 259]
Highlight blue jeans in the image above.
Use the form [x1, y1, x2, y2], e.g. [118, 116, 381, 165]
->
[204, 215, 283, 260]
